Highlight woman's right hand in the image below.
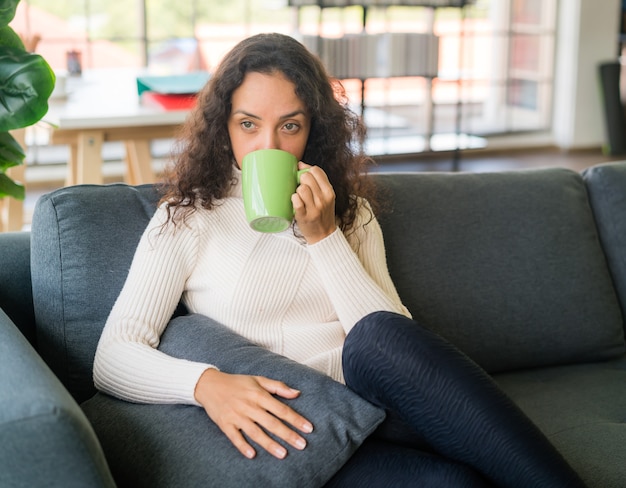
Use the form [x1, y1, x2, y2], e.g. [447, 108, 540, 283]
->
[194, 368, 314, 459]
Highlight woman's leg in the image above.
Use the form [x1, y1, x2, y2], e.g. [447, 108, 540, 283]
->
[326, 437, 492, 488]
[342, 311, 587, 488]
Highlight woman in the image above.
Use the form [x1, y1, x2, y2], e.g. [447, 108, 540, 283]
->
[93, 33, 586, 487]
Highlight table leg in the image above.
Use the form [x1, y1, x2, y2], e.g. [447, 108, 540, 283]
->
[76, 130, 104, 184]
[66, 144, 79, 186]
[1, 163, 26, 232]
[124, 140, 155, 185]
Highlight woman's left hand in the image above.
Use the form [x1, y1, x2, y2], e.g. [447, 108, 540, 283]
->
[292, 162, 337, 244]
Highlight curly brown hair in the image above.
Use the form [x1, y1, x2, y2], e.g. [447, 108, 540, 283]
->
[159, 32, 376, 232]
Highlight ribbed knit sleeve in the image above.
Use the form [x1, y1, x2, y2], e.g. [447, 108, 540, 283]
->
[306, 201, 411, 333]
[93, 206, 213, 406]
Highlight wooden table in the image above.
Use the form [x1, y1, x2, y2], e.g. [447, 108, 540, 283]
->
[2, 70, 192, 231]
[44, 69, 191, 186]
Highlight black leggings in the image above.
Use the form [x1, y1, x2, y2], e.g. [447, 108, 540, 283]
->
[327, 312, 587, 488]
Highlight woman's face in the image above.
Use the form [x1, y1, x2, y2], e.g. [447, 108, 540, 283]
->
[228, 71, 311, 169]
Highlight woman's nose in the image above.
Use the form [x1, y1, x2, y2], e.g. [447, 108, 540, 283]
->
[261, 131, 280, 150]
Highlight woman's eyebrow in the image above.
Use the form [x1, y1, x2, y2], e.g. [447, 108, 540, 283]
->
[279, 110, 307, 119]
[231, 109, 307, 120]
[231, 109, 261, 119]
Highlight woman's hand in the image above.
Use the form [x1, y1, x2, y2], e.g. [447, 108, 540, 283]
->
[292, 162, 337, 244]
[194, 369, 313, 459]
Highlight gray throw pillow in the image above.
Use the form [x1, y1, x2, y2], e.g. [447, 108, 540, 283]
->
[583, 162, 626, 321]
[31, 184, 161, 403]
[82, 314, 385, 488]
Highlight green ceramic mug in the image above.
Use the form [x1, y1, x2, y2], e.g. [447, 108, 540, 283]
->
[242, 149, 308, 233]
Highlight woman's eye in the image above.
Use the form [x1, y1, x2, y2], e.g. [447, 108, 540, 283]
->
[241, 121, 254, 130]
[284, 122, 299, 132]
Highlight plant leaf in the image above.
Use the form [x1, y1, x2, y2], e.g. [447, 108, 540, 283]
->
[0, 130, 24, 170]
[0, 0, 19, 28]
[0, 46, 55, 131]
[0, 25, 25, 50]
[0, 171, 25, 200]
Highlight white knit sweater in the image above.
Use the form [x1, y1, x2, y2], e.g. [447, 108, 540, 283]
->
[93, 170, 409, 406]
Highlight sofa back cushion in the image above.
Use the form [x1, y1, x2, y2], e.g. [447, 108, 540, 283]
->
[31, 184, 160, 403]
[30, 167, 626, 403]
[375, 168, 625, 373]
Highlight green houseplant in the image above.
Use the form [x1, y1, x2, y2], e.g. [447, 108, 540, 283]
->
[0, 0, 54, 199]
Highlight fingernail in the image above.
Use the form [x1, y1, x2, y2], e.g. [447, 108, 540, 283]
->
[245, 448, 256, 459]
[295, 438, 306, 450]
[275, 446, 287, 459]
[302, 422, 313, 433]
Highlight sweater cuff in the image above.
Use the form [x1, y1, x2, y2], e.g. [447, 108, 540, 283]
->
[306, 227, 356, 266]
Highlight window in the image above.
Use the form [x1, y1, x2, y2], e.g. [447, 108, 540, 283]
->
[12, 0, 557, 159]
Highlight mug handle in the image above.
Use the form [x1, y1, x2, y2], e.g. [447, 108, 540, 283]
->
[297, 168, 310, 183]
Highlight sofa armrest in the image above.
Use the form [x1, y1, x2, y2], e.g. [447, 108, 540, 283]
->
[0, 231, 36, 346]
[0, 308, 116, 488]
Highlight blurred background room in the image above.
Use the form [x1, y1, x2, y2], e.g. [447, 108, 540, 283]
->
[4, 0, 626, 230]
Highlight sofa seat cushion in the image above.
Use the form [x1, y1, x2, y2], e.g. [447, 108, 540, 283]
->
[82, 314, 384, 488]
[375, 168, 625, 373]
[494, 355, 626, 488]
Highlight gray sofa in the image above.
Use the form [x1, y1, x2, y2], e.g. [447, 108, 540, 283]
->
[1, 161, 626, 487]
